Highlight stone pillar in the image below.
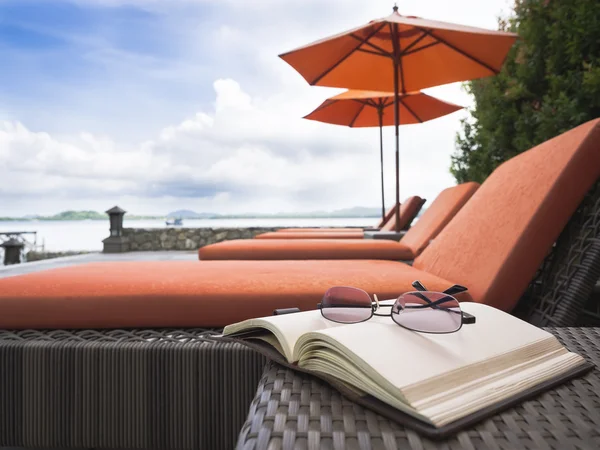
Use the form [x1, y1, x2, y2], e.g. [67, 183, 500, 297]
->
[1, 238, 24, 265]
[102, 206, 130, 253]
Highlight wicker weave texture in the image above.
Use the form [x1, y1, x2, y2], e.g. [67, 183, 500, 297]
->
[236, 327, 600, 450]
[0, 329, 266, 450]
[515, 180, 600, 327]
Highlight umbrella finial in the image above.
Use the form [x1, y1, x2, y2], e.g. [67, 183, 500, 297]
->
[392, 3, 399, 13]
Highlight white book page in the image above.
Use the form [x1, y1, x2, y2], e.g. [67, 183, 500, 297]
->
[223, 309, 350, 361]
[420, 351, 584, 426]
[305, 303, 556, 390]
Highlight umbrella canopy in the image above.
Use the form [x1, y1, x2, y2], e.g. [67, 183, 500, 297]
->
[279, 8, 517, 93]
[280, 6, 517, 231]
[304, 90, 463, 219]
[304, 90, 463, 127]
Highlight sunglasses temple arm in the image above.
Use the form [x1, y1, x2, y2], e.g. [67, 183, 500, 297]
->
[411, 292, 456, 308]
[443, 284, 469, 296]
[408, 292, 462, 315]
[412, 281, 428, 291]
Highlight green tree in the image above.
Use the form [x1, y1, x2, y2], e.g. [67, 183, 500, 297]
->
[451, 0, 600, 183]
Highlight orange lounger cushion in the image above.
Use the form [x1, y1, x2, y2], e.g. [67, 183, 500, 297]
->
[2, 120, 598, 330]
[256, 231, 365, 239]
[260, 197, 423, 239]
[199, 238, 413, 261]
[413, 119, 600, 312]
[0, 260, 463, 329]
[276, 203, 400, 232]
[275, 227, 367, 233]
[203, 185, 476, 260]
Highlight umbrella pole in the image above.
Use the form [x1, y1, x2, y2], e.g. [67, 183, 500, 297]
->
[393, 60, 401, 233]
[378, 108, 385, 221]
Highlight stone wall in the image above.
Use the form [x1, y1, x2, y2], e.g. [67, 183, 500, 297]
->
[122, 227, 279, 251]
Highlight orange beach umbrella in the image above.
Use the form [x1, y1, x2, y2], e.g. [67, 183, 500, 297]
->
[280, 6, 517, 231]
[304, 90, 463, 220]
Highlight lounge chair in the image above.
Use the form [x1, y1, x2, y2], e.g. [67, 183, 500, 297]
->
[276, 201, 401, 233]
[258, 196, 424, 239]
[198, 184, 476, 260]
[1, 120, 598, 325]
[1, 119, 600, 450]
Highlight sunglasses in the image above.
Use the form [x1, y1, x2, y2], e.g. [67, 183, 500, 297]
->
[317, 281, 471, 334]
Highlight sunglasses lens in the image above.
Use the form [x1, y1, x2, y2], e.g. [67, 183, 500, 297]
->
[321, 286, 373, 323]
[391, 291, 462, 333]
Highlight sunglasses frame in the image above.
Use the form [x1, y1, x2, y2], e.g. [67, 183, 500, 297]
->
[317, 281, 471, 334]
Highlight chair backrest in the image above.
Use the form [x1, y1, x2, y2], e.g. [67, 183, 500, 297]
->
[414, 119, 600, 312]
[376, 203, 400, 228]
[401, 182, 480, 257]
[381, 196, 426, 231]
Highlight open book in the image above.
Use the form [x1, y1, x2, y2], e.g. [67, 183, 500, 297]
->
[223, 302, 593, 437]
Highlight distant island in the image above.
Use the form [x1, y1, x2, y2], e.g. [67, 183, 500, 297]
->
[166, 207, 383, 219]
[0, 210, 163, 221]
[0, 206, 384, 221]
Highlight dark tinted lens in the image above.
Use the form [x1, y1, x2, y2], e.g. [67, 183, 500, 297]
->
[391, 291, 462, 333]
[321, 286, 373, 323]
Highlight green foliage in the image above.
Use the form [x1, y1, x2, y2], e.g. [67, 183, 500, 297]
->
[451, 0, 600, 183]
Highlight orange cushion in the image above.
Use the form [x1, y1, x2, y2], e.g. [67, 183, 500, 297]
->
[199, 239, 414, 261]
[276, 203, 400, 232]
[376, 202, 401, 228]
[275, 228, 365, 232]
[263, 186, 476, 246]
[0, 260, 466, 329]
[401, 182, 479, 256]
[415, 119, 600, 312]
[381, 196, 425, 231]
[256, 231, 365, 239]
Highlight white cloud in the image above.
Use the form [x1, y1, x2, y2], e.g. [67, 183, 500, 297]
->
[0, 78, 461, 215]
[1, 0, 514, 216]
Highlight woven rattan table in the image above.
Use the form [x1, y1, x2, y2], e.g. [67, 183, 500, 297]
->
[236, 327, 600, 450]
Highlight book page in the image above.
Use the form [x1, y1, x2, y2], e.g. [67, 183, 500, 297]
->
[223, 309, 350, 362]
[420, 351, 584, 426]
[296, 303, 558, 391]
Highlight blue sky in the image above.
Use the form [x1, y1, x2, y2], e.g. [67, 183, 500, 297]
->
[0, 0, 512, 216]
[0, 0, 223, 138]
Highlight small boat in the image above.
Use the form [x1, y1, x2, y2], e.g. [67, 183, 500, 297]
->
[165, 217, 183, 226]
